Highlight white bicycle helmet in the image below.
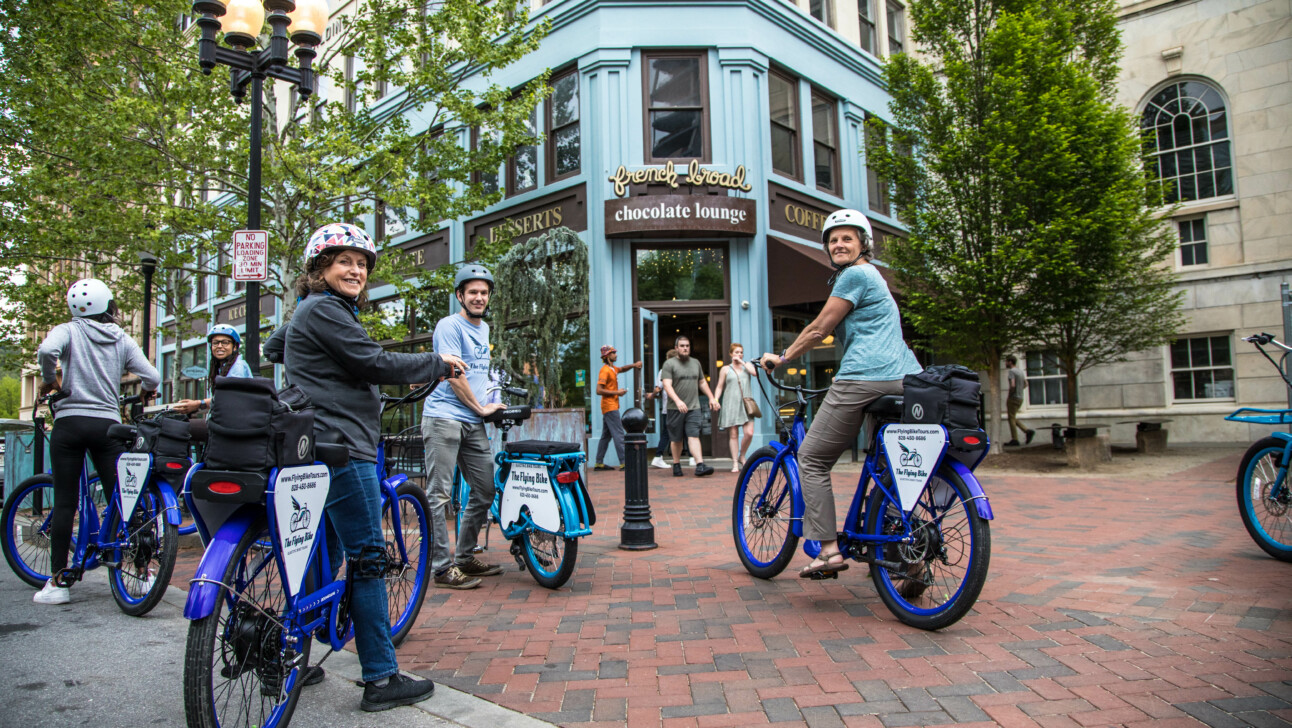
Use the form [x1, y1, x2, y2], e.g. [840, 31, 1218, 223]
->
[67, 279, 114, 317]
[820, 208, 873, 247]
[303, 222, 378, 270]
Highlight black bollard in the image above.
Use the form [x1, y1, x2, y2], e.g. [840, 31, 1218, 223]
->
[619, 407, 657, 550]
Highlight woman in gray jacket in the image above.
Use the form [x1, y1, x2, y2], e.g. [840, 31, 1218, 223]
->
[35, 278, 161, 605]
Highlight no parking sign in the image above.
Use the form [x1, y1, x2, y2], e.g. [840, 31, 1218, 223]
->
[232, 230, 269, 282]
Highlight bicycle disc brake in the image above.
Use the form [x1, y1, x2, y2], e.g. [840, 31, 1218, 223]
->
[1262, 480, 1291, 517]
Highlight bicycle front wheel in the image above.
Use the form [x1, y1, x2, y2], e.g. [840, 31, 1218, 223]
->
[864, 464, 990, 631]
[732, 446, 799, 579]
[2, 475, 69, 588]
[184, 517, 310, 728]
[1237, 437, 1292, 561]
[106, 482, 179, 617]
[384, 482, 431, 646]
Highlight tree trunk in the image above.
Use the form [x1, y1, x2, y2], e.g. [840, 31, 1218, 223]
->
[985, 359, 1004, 453]
[1066, 369, 1079, 427]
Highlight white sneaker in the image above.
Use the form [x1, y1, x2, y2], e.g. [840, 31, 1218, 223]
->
[688, 458, 696, 467]
[34, 579, 70, 605]
[140, 571, 156, 595]
[650, 456, 669, 469]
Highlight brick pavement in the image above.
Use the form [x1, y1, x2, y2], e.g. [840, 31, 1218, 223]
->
[173, 449, 1292, 727]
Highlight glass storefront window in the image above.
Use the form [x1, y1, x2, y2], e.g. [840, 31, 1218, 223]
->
[634, 247, 726, 302]
[772, 305, 843, 415]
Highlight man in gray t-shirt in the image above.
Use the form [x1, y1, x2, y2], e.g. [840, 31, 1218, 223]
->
[1005, 355, 1034, 446]
[660, 335, 720, 477]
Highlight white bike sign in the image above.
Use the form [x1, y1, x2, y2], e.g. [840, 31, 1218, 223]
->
[500, 461, 562, 533]
[273, 465, 330, 596]
[116, 453, 152, 521]
[879, 424, 947, 512]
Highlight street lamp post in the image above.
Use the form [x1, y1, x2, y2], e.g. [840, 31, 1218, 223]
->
[191, 0, 327, 371]
[137, 251, 158, 360]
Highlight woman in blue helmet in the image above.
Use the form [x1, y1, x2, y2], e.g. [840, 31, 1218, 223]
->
[174, 324, 251, 415]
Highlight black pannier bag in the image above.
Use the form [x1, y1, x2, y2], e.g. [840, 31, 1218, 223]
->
[204, 376, 316, 471]
[131, 417, 191, 458]
[901, 365, 981, 431]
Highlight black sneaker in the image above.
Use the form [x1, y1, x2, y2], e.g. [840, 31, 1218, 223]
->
[672, 463, 683, 477]
[1025, 430, 1035, 445]
[361, 673, 436, 712]
[694, 463, 714, 477]
[303, 665, 325, 687]
[1004, 440, 1020, 447]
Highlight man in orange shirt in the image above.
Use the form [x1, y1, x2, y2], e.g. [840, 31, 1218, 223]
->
[594, 344, 642, 471]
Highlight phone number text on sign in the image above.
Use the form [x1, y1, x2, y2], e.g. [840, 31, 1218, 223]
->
[233, 230, 269, 282]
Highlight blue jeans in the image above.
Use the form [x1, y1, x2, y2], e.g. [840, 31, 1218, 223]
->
[324, 460, 397, 682]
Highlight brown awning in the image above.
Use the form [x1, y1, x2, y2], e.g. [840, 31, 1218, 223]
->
[767, 235, 904, 309]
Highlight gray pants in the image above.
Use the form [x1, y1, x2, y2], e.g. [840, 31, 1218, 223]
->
[799, 378, 905, 541]
[595, 409, 626, 465]
[422, 417, 495, 574]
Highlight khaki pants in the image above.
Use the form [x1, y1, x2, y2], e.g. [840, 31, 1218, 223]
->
[1006, 397, 1032, 442]
[799, 378, 904, 542]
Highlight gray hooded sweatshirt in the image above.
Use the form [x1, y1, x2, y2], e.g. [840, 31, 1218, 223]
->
[37, 318, 162, 422]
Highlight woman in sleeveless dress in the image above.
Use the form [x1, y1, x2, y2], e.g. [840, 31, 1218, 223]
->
[713, 343, 758, 472]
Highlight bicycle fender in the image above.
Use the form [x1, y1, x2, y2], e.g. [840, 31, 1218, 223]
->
[154, 481, 182, 527]
[382, 473, 408, 491]
[946, 459, 993, 521]
[767, 441, 807, 537]
[183, 506, 260, 621]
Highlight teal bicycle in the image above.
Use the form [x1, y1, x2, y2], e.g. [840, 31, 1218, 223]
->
[1225, 333, 1292, 561]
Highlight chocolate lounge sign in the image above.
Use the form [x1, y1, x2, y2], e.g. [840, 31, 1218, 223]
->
[604, 194, 757, 237]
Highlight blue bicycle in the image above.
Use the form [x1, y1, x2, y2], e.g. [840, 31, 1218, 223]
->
[1225, 333, 1292, 561]
[732, 370, 993, 630]
[1, 393, 181, 616]
[455, 386, 594, 589]
[182, 422, 430, 727]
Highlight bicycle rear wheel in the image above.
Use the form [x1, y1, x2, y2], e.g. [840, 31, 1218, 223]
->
[1236, 437, 1292, 561]
[520, 508, 578, 590]
[732, 447, 799, 579]
[383, 482, 431, 646]
[2, 475, 72, 588]
[106, 482, 179, 617]
[184, 517, 310, 728]
[864, 464, 990, 631]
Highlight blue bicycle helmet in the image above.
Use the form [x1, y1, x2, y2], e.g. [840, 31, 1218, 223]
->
[207, 324, 241, 347]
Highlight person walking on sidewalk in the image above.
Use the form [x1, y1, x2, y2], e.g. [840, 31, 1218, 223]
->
[713, 343, 758, 473]
[661, 335, 719, 477]
[35, 279, 161, 605]
[649, 348, 678, 469]
[1004, 355, 1035, 446]
[421, 264, 508, 590]
[594, 345, 642, 471]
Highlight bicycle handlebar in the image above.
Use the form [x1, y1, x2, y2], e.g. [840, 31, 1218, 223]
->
[379, 380, 442, 410]
[752, 361, 830, 398]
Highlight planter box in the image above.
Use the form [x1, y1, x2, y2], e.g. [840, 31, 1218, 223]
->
[489, 407, 587, 460]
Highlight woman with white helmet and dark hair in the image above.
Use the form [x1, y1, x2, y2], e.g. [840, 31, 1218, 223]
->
[759, 209, 922, 579]
[263, 222, 465, 712]
[173, 323, 252, 416]
[34, 279, 161, 604]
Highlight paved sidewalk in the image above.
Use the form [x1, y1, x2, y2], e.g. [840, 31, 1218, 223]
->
[379, 448, 1292, 727]
[0, 558, 551, 727]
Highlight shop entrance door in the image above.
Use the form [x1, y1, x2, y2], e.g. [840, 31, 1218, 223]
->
[636, 307, 660, 435]
[654, 309, 730, 459]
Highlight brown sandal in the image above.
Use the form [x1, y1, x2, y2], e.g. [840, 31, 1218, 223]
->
[798, 551, 849, 578]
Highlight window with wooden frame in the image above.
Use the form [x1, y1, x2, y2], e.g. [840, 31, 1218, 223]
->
[344, 50, 356, 114]
[547, 68, 581, 180]
[811, 89, 839, 194]
[858, 0, 877, 54]
[769, 70, 800, 180]
[472, 125, 500, 196]
[886, 1, 905, 55]
[810, 0, 835, 27]
[644, 51, 709, 163]
[507, 102, 539, 196]
[865, 116, 890, 215]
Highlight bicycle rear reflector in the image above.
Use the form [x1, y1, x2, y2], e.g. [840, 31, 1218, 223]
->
[555, 471, 579, 484]
[208, 481, 242, 495]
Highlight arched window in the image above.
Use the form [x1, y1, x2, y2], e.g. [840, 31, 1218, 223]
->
[1140, 80, 1233, 203]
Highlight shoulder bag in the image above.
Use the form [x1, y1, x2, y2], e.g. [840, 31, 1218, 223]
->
[734, 367, 761, 419]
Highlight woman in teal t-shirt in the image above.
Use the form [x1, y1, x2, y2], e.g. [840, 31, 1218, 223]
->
[759, 209, 921, 579]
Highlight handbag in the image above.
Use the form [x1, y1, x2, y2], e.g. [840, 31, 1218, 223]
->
[734, 367, 761, 419]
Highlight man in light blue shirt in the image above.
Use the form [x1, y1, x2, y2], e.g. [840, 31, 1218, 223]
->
[421, 264, 507, 589]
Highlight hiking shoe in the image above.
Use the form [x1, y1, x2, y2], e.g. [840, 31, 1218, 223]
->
[695, 463, 714, 477]
[434, 566, 482, 590]
[456, 555, 503, 577]
[593, 463, 611, 471]
[672, 463, 683, 477]
[1004, 440, 1020, 447]
[361, 673, 436, 712]
[1025, 430, 1035, 445]
[33, 579, 69, 605]
[650, 456, 669, 469]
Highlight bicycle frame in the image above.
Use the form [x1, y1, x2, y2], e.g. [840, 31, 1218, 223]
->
[493, 451, 593, 541]
[182, 462, 406, 646]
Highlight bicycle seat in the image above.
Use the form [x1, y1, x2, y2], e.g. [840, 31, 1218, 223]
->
[504, 439, 581, 456]
[863, 395, 904, 421]
[485, 405, 532, 424]
[315, 443, 350, 468]
[107, 424, 137, 443]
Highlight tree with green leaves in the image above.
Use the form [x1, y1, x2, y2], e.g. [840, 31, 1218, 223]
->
[0, 0, 548, 375]
[489, 227, 589, 409]
[867, 0, 1180, 444]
